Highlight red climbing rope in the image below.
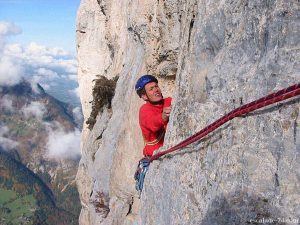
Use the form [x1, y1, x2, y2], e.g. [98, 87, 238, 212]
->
[150, 83, 300, 162]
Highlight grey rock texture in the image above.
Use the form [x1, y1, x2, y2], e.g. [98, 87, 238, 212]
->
[76, 0, 300, 224]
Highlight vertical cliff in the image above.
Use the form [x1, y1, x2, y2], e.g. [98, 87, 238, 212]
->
[76, 0, 299, 224]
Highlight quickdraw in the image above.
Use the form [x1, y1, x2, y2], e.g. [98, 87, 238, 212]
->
[134, 157, 150, 197]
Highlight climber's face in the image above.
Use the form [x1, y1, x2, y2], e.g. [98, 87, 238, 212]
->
[142, 81, 163, 103]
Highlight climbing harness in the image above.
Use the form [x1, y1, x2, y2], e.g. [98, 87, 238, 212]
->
[134, 157, 150, 197]
[134, 82, 300, 194]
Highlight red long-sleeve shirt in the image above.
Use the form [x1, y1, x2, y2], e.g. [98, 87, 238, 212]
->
[139, 97, 172, 157]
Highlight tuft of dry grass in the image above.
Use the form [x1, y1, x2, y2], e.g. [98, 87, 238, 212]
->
[86, 75, 118, 129]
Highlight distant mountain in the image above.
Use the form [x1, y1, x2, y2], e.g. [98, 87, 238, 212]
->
[0, 80, 77, 129]
[0, 80, 81, 224]
[0, 148, 77, 225]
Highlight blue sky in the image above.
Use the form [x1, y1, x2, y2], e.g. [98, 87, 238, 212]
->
[0, 0, 80, 53]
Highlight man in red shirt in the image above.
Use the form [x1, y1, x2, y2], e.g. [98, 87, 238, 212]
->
[135, 75, 172, 157]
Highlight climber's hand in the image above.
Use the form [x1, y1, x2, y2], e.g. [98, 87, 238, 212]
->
[162, 106, 172, 122]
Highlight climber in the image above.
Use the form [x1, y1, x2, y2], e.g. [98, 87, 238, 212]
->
[135, 74, 172, 157]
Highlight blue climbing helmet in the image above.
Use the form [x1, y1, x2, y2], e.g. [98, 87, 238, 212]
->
[135, 75, 158, 95]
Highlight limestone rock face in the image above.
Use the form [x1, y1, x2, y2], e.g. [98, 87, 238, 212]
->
[76, 0, 299, 224]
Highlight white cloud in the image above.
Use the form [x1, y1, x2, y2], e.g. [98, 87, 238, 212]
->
[0, 56, 23, 86]
[49, 47, 69, 57]
[0, 126, 9, 136]
[72, 106, 83, 126]
[46, 128, 81, 159]
[26, 42, 68, 57]
[0, 21, 22, 51]
[0, 126, 19, 150]
[22, 101, 46, 120]
[26, 42, 48, 56]
[68, 74, 78, 82]
[0, 95, 15, 111]
[2, 42, 77, 79]
[69, 86, 80, 99]
[35, 68, 59, 80]
[56, 58, 77, 73]
[0, 21, 22, 37]
[0, 24, 24, 87]
[3, 43, 23, 55]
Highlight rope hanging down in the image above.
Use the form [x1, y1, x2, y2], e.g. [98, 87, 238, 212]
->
[150, 83, 300, 162]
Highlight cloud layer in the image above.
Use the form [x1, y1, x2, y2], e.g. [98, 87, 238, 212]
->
[0, 21, 22, 36]
[0, 21, 79, 106]
[0, 97, 81, 159]
[0, 126, 19, 151]
[22, 101, 47, 120]
[46, 127, 81, 159]
[0, 56, 24, 86]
